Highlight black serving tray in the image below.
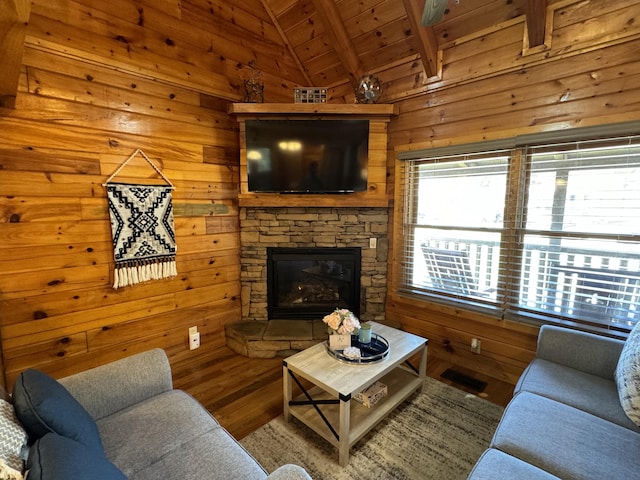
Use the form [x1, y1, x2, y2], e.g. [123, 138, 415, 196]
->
[326, 333, 390, 364]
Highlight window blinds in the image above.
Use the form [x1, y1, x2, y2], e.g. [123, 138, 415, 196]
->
[398, 129, 640, 334]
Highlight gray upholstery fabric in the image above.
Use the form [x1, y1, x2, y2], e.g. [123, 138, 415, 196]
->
[468, 326, 640, 479]
[130, 430, 314, 480]
[59, 349, 173, 421]
[57, 349, 312, 480]
[267, 465, 315, 480]
[467, 449, 560, 480]
[129, 427, 268, 480]
[491, 392, 640, 480]
[516, 358, 640, 432]
[97, 390, 224, 477]
[535, 325, 624, 379]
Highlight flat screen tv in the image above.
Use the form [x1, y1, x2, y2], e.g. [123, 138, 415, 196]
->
[245, 119, 369, 193]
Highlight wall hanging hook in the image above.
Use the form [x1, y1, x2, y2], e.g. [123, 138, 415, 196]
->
[103, 149, 175, 189]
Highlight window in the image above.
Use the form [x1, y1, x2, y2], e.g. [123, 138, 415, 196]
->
[399, 128, 640, 334]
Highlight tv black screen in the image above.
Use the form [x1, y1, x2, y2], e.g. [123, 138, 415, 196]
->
[245, 119, 369, 193]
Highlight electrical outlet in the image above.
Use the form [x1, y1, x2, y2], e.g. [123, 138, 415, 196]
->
[189, 331, 200, 350]
[471, 338, 481, 354]
[189, 326, 200, 350]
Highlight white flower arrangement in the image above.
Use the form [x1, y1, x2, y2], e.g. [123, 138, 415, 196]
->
[322, 308, 360, 335]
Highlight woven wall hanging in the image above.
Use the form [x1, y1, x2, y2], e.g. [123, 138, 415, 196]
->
[104, 149, 177, 289]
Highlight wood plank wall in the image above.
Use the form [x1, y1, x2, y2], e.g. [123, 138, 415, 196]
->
[385, 0, 640, 385]
[1, 0, 639, 391]
[0, 0, 305, 389]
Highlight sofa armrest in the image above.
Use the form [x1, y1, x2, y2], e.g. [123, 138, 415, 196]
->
[536, 325, 625, 379]
[267, 465, 313, 480]
[59, 348, 173, 420]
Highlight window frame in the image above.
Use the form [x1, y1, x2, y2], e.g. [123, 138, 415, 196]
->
[395, 122, 640, 336]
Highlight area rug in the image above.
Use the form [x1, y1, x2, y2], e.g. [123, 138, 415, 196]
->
[241, 376, 504, 480]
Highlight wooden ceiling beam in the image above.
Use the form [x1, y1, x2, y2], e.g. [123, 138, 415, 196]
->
[261, 0, 313, 86]
[310, 0, 364, 87]
[402, 0, 440, 79]
[0, 0, 31, 109]
[525, 0, 547, 48]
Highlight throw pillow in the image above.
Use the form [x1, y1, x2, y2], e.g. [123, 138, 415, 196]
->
[26, 433, 126, 480]
[0, 399, 27, 473]
[615, 321, 640, 427]
[0, 458, 23, 480]
[12, 369, 103, 453]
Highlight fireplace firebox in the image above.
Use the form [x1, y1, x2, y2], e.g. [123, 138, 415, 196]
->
[267, 247, 361, 320]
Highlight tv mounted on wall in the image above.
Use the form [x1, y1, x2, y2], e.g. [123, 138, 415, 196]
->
[245, 119, 369, 193]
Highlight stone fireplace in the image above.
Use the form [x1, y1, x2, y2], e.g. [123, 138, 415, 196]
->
[226, 206, 389, 357]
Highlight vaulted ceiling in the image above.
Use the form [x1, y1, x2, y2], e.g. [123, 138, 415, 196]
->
[1, 0, 550, 107]
[260, 0, 547, 88]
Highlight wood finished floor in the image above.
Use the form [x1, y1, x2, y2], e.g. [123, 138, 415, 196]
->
[172, 345, 515, 440]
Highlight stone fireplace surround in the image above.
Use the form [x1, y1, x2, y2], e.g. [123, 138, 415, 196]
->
[226, 206, 389, 358]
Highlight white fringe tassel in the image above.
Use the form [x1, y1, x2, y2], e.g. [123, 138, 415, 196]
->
[113, 259, 177, 289]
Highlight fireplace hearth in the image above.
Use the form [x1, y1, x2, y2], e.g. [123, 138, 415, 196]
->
[267, 247, 361, 320]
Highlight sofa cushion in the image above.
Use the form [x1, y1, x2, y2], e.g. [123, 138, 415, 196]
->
[467, 448, 561, 480]
[615, 320, 640, 427]
[516, 358, 639, 432]
[12, 369, 102, 453]
[26, 433, 125, 480]
[491, 391, 640, 480]
[0, 399, 27, 472]
[58, 348, 173, 421]
[535, 325, 624, 379]
[129, 428, 268, 480]
[97, 389, 266, 480]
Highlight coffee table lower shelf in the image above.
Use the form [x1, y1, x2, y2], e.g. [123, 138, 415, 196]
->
[287, 367, 422, 453]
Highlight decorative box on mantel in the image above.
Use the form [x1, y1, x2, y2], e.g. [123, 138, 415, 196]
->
[228, 103, 398, 208]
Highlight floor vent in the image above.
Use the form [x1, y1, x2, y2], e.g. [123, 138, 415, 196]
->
[440, 368, 487, 393]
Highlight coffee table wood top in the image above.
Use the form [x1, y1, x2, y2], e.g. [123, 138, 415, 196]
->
[284, 322, 427, 397]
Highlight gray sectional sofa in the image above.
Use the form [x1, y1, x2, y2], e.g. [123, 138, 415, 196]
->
[14, 348, 312, 480]
[468, 325, 640, 479]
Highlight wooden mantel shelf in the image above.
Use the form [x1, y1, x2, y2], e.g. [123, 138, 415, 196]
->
[228, 103, 398, 118]
[238, 192, 390, 207]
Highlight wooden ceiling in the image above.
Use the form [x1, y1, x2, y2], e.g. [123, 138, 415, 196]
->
[260, 0, 547, 89]
[0, 0, 551, 107]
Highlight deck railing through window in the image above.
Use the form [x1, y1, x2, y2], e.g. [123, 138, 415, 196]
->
[417, 237, 640, 328]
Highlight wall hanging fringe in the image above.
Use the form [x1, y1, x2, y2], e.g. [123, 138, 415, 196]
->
[104, 149, 177, 289]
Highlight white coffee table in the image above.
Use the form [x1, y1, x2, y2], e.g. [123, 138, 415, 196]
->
[282, 322, 428, 466]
